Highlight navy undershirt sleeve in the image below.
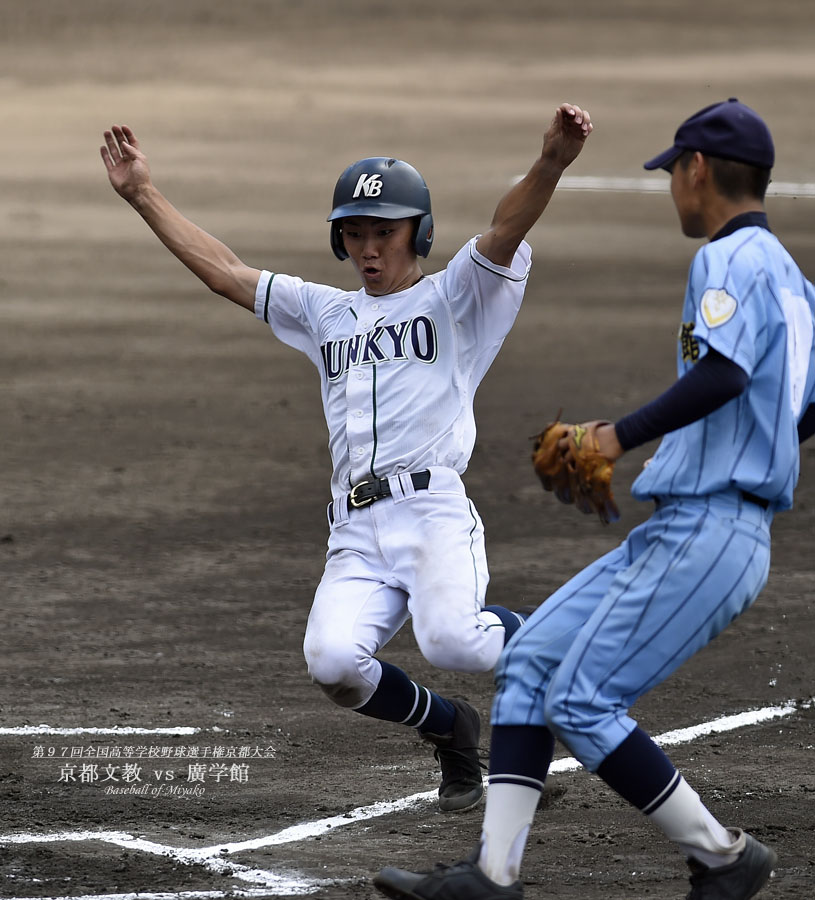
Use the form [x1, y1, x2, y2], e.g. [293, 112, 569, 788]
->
[614, 348, 748, 452]
[798, 404, 815, 443]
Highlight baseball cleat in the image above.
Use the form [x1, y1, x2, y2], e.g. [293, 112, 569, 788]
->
[421, 698, 485, 812]
[374, 852, 523, 900]
[685, 830, 777, 899]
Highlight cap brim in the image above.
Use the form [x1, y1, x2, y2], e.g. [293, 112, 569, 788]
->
[643, 145, 683, 171]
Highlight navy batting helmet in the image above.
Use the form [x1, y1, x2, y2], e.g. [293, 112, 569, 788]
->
[327, 157, 434, 261]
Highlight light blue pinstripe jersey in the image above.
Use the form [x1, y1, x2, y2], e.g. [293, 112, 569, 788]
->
[632, 226, 815, 511]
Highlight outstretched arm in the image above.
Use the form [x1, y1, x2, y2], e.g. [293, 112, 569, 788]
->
[100, 125, 261, 311]
[476, 103, 592, 268]
[562, 350, 751, 464]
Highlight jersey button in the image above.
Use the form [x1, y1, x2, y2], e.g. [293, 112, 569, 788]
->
[371, 303, 380, 310]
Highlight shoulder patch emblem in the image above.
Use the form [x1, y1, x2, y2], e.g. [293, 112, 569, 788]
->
[700, 288, 738, 328]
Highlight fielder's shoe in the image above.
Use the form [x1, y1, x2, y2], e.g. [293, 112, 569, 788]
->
[686, 830, 777, 900]
[421, 698, 485, 812]
[374, 849, 522, 900]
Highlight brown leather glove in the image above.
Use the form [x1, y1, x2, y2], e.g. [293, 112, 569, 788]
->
[532, 415, 620, 525]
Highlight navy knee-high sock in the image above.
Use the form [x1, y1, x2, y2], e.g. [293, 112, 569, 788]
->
[488, 724, 555, 785]
[354, 660, 456, 735]
[477, 724, 555, 886]
[596, 727, 737, 865]
[484, 605, 527, 644]
[596, 726, 677, 811]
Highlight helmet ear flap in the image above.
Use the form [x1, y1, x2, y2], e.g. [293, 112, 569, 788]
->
[333, 215, 433, 261]
[414, 213, 434, 258]
[330, 220, 348, 261]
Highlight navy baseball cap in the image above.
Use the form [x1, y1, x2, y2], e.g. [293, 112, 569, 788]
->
[643, 98, 774, 171]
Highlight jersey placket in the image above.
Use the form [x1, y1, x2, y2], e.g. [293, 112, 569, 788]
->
[345, 304, 385, 485]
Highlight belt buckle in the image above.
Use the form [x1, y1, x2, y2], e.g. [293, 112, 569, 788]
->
[349, 480, 374, 509]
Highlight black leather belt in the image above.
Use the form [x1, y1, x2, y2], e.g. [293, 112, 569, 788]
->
[329, 471, 432, 523]
[741, 490, 770, 510]
[655, 490, 771, 511]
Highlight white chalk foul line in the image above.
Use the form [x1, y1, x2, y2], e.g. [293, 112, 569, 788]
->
[520, 175, 815, 197]
[1, 699, 808, 899]
[6, 894, 293, 900]
[0, 829, 329, 895]
[549, 698, 799, 774]
[5, 893, 299, 900]
[0, 726, 202, 736]
[0, 795, 440, 890]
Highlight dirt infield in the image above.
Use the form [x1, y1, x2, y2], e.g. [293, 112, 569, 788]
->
[1, 1, 814, 898]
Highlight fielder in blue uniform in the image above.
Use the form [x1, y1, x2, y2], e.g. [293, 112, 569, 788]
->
[375, 99, 815, 900]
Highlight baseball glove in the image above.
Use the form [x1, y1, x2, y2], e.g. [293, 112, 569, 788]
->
[531, 415, 620, 525]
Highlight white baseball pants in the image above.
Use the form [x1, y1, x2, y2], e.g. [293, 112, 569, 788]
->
[303, 467, 506, 708]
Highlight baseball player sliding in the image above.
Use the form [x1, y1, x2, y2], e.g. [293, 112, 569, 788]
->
[374, 99, 815, 899]
[100, 102, 592, 812]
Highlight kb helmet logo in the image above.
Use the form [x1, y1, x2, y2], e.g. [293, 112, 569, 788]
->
[352, 174, 383, 198]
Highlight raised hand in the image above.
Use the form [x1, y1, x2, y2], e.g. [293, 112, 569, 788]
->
[542, 102, 593, 170]
[100, 125, 153, 203]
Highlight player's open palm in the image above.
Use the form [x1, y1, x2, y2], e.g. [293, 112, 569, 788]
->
[100, 125, 152, 203]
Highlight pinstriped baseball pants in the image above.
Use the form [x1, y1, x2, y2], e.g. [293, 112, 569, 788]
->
[492, 492, 772, 772]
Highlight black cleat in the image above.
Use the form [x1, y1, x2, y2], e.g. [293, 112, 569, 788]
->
[421, 699, 484, 812]
[686, 830, 777, 899]
[374, 851, 522, 900]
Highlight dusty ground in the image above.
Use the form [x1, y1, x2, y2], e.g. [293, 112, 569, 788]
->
[1, 1, 814, 898]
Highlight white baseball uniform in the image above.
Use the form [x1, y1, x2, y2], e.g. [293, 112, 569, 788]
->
[254, 236, 531, 708]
